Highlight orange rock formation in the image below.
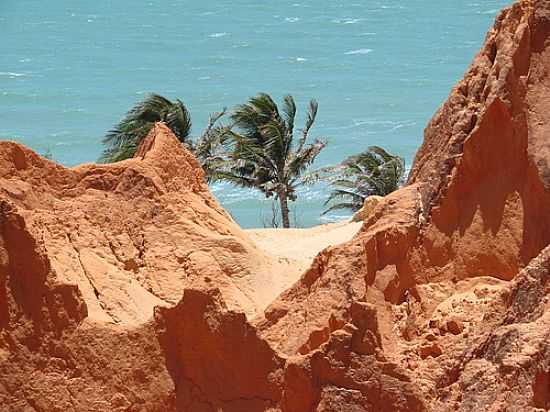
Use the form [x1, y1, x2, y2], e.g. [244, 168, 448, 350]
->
[0, 124, 300, 410]
[1, 1, 549, 411]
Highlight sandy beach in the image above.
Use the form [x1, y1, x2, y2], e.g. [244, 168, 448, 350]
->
[246, 220, 363, 276]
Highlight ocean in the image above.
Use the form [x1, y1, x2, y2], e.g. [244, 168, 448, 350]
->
[1, 0, 511, 228]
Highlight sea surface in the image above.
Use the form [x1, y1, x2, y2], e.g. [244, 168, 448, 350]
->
[1, 0, 511, 228]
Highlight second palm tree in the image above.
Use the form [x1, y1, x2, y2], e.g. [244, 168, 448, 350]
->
[212, 93, 326, 228]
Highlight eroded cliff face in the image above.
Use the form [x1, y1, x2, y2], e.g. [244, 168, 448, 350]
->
[409, 0, 550, 280]
[0, 124, 298, 410]
[161, 1, 549, 410]
[250, 1, 550, 409]
[1, 1, 550, 411]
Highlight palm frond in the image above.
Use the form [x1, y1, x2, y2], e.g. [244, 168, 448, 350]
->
[165, 99, 192, 144]
[321, 146, 405, 214]
[324, 188, 364, 205]
[322, 202, 361, 215]
[282, 95, 296, 135]
[209, 170, 257, 188]
[295, 99, 318, 153]
[200, 108, 227, 141]
[261, 120, 288, 167]
[213, 93, 325, 227]
[194, 109, 231, 168]
[287, 139, 326, 181]
[99, 93, 192, 163]
[328, 178, 357, 189]
[301, 164, 346, 185]
[367, 145, 396, 163]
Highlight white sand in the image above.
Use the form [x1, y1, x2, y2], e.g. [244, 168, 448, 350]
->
[246, 220, 363, 276]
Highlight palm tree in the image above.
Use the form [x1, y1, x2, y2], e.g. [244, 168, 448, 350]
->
[323, 146, 405, 215]
[193, 109, 232, 182]
[211, 93, 326, 228]
[99, 94, 192, 162]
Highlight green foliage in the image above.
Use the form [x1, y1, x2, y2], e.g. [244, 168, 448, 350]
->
[193, 108, 232, 182]
[322, 146, 405, 215]
[99, 94, 192, 163]
[209, 93, 326, 227]
[100, 93, 404, 226]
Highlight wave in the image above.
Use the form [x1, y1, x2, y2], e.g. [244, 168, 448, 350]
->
[284, 17, 300, 23]
[212, 181, 330, 204]
[353, 118, 416, 128]
[0, 72, 26, 78]
[479, 9, 499, 15]
[209, 32, 229, 38]
[344, 48, 373, 55]
[319, 213, 352, 223]
[323, 118, 417, 133]
[332, 18, 361, 25]
[24, 21, 57, 26]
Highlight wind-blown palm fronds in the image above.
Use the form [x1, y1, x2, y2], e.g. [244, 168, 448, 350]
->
[209, 93, 326, 228]
[99, 94, 192, 163]
[193, 108, 234, 182]
[323, 146, 405, 215]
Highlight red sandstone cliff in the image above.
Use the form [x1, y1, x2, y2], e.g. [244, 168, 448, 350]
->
[1, 1, 550, 411]
[0, 124, 297, 410]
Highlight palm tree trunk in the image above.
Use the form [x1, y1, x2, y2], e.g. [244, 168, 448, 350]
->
[278, 191, 291, 228]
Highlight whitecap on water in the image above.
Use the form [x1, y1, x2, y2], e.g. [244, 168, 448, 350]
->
[0, 72, 26, 78]
[209, 32, 229, 38]
[352, 119, 415, 129]
[319, 213, 352, 223]
[232, 42, 250, 49]
[344, 48, 373, 55]
[388, 121, 416, 131]
[332, 18, 361, 25]
[479, 9, 499, 15]
[284, 17, 300, 23]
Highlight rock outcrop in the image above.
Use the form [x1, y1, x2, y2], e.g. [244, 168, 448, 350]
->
[1, 0, 550, 411]
[259, 1, 550, 408]
[409, 0, 550, 280]
[352, 195, 383, 222]
[0, 124, 298, 410]
[251, 0, 550, 409]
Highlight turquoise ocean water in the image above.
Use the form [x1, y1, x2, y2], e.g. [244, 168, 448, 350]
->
[1, 1, 510, 228]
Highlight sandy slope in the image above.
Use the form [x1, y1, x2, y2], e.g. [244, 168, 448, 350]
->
[246, 221, 363, 275]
